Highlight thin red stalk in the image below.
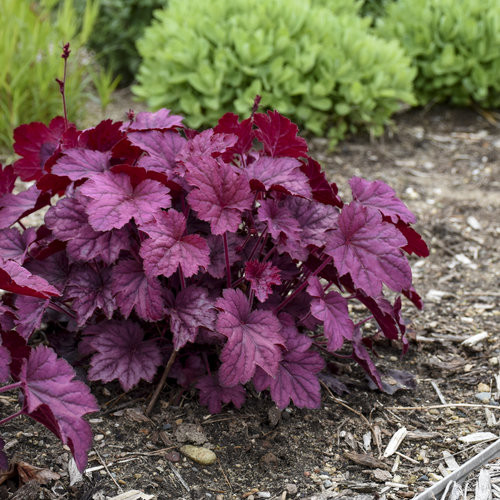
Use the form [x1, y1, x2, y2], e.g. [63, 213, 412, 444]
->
[223, 232, 231, 288]
[48, 300, 76, 320]
[0, 381, 22, 394]
[247, 227, 268, 262]
[178, 267, 186, 290]
[262, 245, 276, 262]
[145, 349, 178, 416]
[355, 316, 374, 328]
[0, 409, 24, 427]
[274, 256, 333, 313]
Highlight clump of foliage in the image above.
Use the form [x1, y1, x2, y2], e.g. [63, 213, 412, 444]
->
[0, 0, 115, 150]
[0, 101, 428, 471]
[377, 0, 500, 107]
[133, 0, 415, 143]
[73, 0, 167, 86]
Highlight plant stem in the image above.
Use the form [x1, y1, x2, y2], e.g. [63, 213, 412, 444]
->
[145, 349, 178, 416]
[0, 409, 24, 426]
[178, 267, 186, 290]
[48, 300, 76, 320]
[0, 381, 22, 394]
[223, 232, 231, 288]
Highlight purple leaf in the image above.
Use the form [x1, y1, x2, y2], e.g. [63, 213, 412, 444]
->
[0, 258, 60, 299]
[196, 374, 246, 414]
[300, 157, 343, 207]
[214, 113, 254, 157]
[0, 437, 7, 471]
[0, 344, 11, 382]
[0, 227, 36, 263]
[244, 261, 281, 302]
[129, 130, 186, 176]
[253, 111, 308, 158]
[325, 202, 411, 296]
[307, 276, 354, 352]
[19, 345, 99, 471]
[367, 368, 416, 395]
[0, 185, 46, 229]
[355, 292, 400, 341]
[0, 302, 16, 331]
[187, 162, 253, 235]
[395, 220, 429, 257]
[86, 320, 163, 391]
[252, 314, 324, 409]
[351, 327, 383, 390]
[25, 251, 70, 292]
[14, 295, 49, 340]
[78, 120, 123, 152]
[45, 195, 130, 264]
[171, 354, 205, 388]
[80, 171, 171, 231]
[52, 149, 111, 181]
[318, 373, 350, 396]
[168, 286, 216, 350]
[126, 108, 184, 131]
[350, 177, 416, 224]
[0, 163, 16, 196]
[257, 199, 302, 242]
[207, 234, 243, 279]
[111, 259, 165, 321]
[216, 289, 284, 386]
[245, 156, 311, 198]
[140, 210, 210, 278]
[64, 263, 115, 326]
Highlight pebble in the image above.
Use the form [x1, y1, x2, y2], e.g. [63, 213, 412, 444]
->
[477, 383, 490, 392]
[257, 493, 271, 499]
[94, 434, 104, 441]
[286, 484, 298, 495]
[476, 392, 492, 402]
[323, 479, 333, 488]
[180, 445, 216, 465]
[175, 423, 207, 445]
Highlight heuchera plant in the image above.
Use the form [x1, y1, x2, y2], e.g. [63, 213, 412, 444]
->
[0, 92, 428, 471]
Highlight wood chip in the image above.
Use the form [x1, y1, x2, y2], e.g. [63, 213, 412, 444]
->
[107, 491, 155, 500]
[462, 332, 489, 346]
[475, 469, 492, 500]
[344, 451, 390, 470]
[383, 427, 408, 458]
[406, 430, 441, 441]
[443, 450, 460, 472]
[459, 432, 498, 444]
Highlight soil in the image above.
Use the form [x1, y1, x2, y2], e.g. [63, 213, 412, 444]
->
[0, 104, 499, 500]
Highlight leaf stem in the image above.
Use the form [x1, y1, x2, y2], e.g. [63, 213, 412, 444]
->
[178, 267, 186, 290]
[0, 381, 22, 394]
[0, 408, 24, 426]
[48, 300, 76, 320]
[223, 232, 231, 288]
[145, 349, 178, 416]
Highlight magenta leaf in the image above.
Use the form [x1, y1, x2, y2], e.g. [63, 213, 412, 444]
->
[78, 120, 123, 152]
[0, 258, 60, 299]
[257, 199, 302, 242]
[307, 276, 354, 352]
[45, 195, 130, 264]
[126, 108, 184, 131]
[129, 130, 186, 175]
[19, 345, 99, 470]
[0, 344, 11, 382]
[14, 295, 49, 340]
[245, 156, 311, 197]
[0, 437, 7, 471]
[196, 374, 246, 414]
[350, 177, 416, 224]
[252, 314, 324, 409]
[64, 263, 115, 326]
[351, 328, 383, 390]
[111, 258, 165, 321]
[140, 210, 210, 278]
[300, 157, 342, 207]
[25, 251, 69, 293]
[52, 148, 111, 181]
[86, 320, 163, 391]
[216, 289, 284, 386]
[253, 111, 308, 158]
[187, 162, 254, 235]
[207, 234, 243, 279]
[0, 302, 16, 331]
[0, 227, 36, 263]
[395, 220, 429, 257]
[171, 355, 205, 388]
[13, 117, 67, 181]
[80, 171, 171, 231]
[214, 113, 254, 157]
[245, 261, 281, 302]
[168, 286, 216, 350]
[325, 202, 411, 296]
[0, 185, 47, 229]
[0, 164, 16, 196]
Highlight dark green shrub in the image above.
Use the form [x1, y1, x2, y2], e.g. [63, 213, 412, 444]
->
[377, 0, 500, 107]
[133, 0, 415, 143]
[74, 0, 167, 86]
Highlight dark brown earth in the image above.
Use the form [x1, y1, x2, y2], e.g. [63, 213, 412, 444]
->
[0, 104, 499, 500]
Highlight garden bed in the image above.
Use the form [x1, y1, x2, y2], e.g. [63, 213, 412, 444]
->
[0, 105, 498, 500]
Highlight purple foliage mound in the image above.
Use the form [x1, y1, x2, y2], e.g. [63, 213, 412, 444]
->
[0, 106, 428, 472]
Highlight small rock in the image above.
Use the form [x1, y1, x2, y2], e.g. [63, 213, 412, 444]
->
[286, 483, 298, 495]
[268, 406, 281, 427]
[166, 450, 180, 463]
[477, 383, 490, 392]
[175, 423, 207, 445]
[425, 289, 448, 302]
[417, 475, 429, 482]
[476, 393, 491, 402]
[467, 216, 481, 230]
[323, 479, 333, 488]
[180, 445, 216, 465]
[372, 469, 392, 482]
[94, 434, 104, 441]
[257, 492, 271, 499]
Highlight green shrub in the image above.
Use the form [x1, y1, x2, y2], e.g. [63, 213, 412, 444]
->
[73, 0, 167, 86]
[377, 0, 500, 107]
[133, 0, 415, 143]
[0, 0, 109, 150]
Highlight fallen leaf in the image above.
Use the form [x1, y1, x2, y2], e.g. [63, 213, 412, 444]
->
[344, 451, 390, 470]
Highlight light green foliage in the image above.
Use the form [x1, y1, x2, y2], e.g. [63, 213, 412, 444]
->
[0, 0, 108, 149]
[133, 0, 415, 143]
[73, 0, 167, 86]
[377, 0, 500, 107]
